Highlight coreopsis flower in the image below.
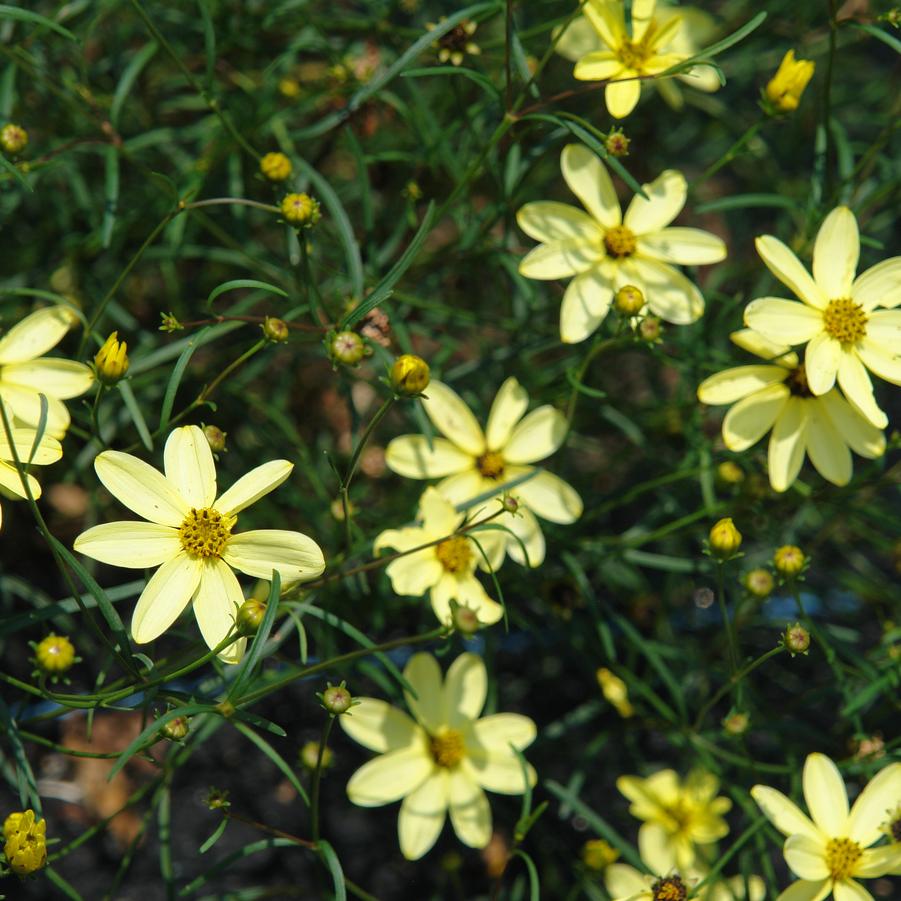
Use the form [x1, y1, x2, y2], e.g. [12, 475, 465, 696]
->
[93, 331, 129, 384]
[340, 652, 536, 860]
[617, 768, 731, 871]
[764, 50, 815, 114]
[751, 752, 901, 899]
[517, 144, 726, 343]
[744, 206, 901, 429]
[0, 426, 63, 530]
[374, 487, 504, 627]
[556, 1, 721, 116]
[698, 329, 885, 492]
[0, 305, 94, 439]
[384, 377, 582, 567]
[73, 425, 325, 663]
[3, 809, 47, 876]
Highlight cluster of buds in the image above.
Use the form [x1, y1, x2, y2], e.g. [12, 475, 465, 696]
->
[389, 354, 430, 396]
[93, 332, 129, 385]
[3, 809, 46, 877]
[427, 18, 480, 67]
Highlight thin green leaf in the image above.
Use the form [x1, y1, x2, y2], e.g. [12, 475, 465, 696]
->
[0, 4, 78, 41]
[511, 850, 540, 901]
[198, 818, 228, 854]
[233, 721, 310, 806]
[206, 278, 289, 311]
[659, 11, 767, 78]
[118, 379, 154, 450]
[158, 327, 207, 431]
[401, 65, 500, 100]
[851, 22, 901, 55]
[228, 571, 281, 701]
[0, 147, 31, 190]
[110, 41, 158, 128]
[317, 839, 347, 901]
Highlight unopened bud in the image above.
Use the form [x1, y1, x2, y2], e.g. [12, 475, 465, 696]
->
[319, 681, 353, 715]
[774, 545, 806, 577]
[2, 809, 46, 876]
[709, 517, 742, 559]
[281, 192, 321, 227]
[722, 710, 750, 735]
[203, 424, 227, 453]
[614, 284, 645, 316]
[582, 838, 619, 871]
[390, 354, 430, 396]
[638, 315, 662, 342]
[260, 151, 292, 182]
[0, 123, 28, 155]
[262, 316, 289, 343]
[743, 568, 773, 598]
[330, 330, 366, 365]
[236, 598, 267, 636]
[604, 129, 630, 158]
[716, 461, 744, 484]
[450, 601, 483, 638]
[783, 622, 810, 656]
[160, 715, 190, 741]
[299, 740, 334, 771]
[34, 634, 76, 674]
[596, 667, 634, 718]
[93, 332, 129, 384]
[205, 787, 230, 810]
[502, 495, 519, 514]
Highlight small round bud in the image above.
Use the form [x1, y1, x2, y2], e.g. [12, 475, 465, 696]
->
[35, 634, 76, 674]
[743, 568, 774, 598]
[320, 681, 353, 715]
[2, 809, 46, 876]
[582, 838, 619, 871]
[390, 354, 430, 396]
[205, 787, 230, 810]
[330, 330, 366, 366]
[1, 123, 28, 155]
[638, 315, 662, 343]
[614, 284, 645, 316]
[774, 545, 806, 577]
[216, 700, 236, 718]
[330, 497, 356, 521]
[716, 461, 744, 484]
[260, 151, 292, 182]
[160, 715, 190, 741]
[236, 598, 267, 636]
[403, 180, 423, 200]
[709, 517, 742, 559]
[299, 740, 334, 771]
[722, 710, 750, 735]
[93, 332, 129, 385]
[450, 601, 483, 638]
[281, 192, 321, 227]
[783, 622, 810, 656]
[502, 495, 519, 514]
[262, 316, 289, 343]
[604, 129, 630, 158]
[203, 424, 227, 453]
[279, 77, 301, 98]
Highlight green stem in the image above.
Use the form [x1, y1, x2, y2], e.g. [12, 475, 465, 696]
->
[565, 335, 631, 424]
[692, 120, 762, 186]
[716, 561, 740, 681]
[298, 236, 325, 326]
[184, 198, 280, 213]
[310, 716, 335, 844]
[823, 0, 839, 199]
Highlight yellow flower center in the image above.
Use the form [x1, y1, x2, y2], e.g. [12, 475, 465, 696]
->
[822, 298, 867, 345]
[652, 875, 687, 901]
[178, 507, 234, 559]
[786, 364, 813, 398]
[435, 536, 473, 574]
[617, 38, 653, 71]
[429, 729, 465, 768]
[604, 225, 637, 258]
[477, 451, 506, 480]
[825, 837, 862, 881]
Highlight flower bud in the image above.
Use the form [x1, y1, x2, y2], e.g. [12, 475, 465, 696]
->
[205, 787, 230, 810]
[281, 192, 321, 227]
[764, 50, 815, 114]
[596, 667, 633, 718]
[614, 284, 645, 316]
[390, 354, 430, 396]
[716, 461, 744, 484]
[774, 544, 806, 577]
[203, 424, 227, 453]
[783, 622, 810, 656]
[604, 129, 630, 158]
[638, 315, 662, 343]
[722, 710, 750, 735]
[260, 151, 292, 182]
[279, 77, 301, 98]
[160, 715, 190, 741]
[236, 598, 267, 636]
[93, 332, 129, 384]
[450, 601, 483, 638]
[0, 123, 28, 155]
[743, 568, 774, 598]
[709, 517, 742, 559]
[262, 316, 289, 343]
[502, 495, 519, 514]
[582, 838, 619, 871]
[320, 681, 353, 715]
[34, 634, 76, 674]
[299, 740, 334, 771]
[2, 809, 46, 876]
[330, 330, 366, 366]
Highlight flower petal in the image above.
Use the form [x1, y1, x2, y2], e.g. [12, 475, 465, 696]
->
[215, 460, 294, 517]
[485, 377, 529, 452]
[832, 881, 874, 901]
[583, 0, 624, 48]
[0, 429, 62, 466]
[0, 359, 93, 399]
[94, 450, 189, 527]
[192, 558, 245, 663]
[754, 236, 827, 309]
[775, 880, 831, 901]
[855, 843, 901, 877]
[624, 170, 686, 235]
[164, 426, 217, 509]
[818, 391, 885, 460]
[803, 753, 849, 837]
[471, 713, 536, 753]
[131, 553, 202, 644]
[805, 333, 842, 395]
[398, 772, 448, 860]
[743, 298, 823, 344]
[837, 351, 887, 429]
[722, 382, 789, 452]
[571, 51, 624, 81]
[374, 525, 426, 555]
[638, 227, 726, 266]
[604, 76, 642, 119]
[431, 573, 503, 628]
[508, 467, 582, 523]
[448, 770, 491, 848]
[404, 652, 445, 734]
[560, 267, 615, 343]
[347, 746, 433, 806]
[730, 328, 797, 364]
[561, 143, 621, 229]
[861, 308, 901, 354]
[222, 529, 325, 585]
[505, 506, 545, 568]
[605, 863, 650, 898]
[422, 381, 485, 456]
[444, 652, 487, 726]
[630, 0, 656, 41]
[74, 521, 181, 568]
[385, 549, 444, 596]
[0, 460, 41, 500]
[516, 201, 604, 244]
[856, 339, 901, 386]
[419, 485, 464, 537]
[518, 237, 600, 279]
[806, 398, 851, 487]
[434, 469, 485, 507]
[503, 407, 567, 464]
[0, 384, 72, 439]
[784, 834, 830, 880]
[0, 305, 78, 365]
[750, 785, 822, 842]
[698, 365, 788, 406]
[463, 753, 535, 796]
[768, 397, 809, 492]
[385, 435, 473, 480]
[852, 256, 901, 311]
[626, 257, 704, 324]
[847, 762, 901, 847]
[339, 697, 421, 753]
[813, 207, 859, 300]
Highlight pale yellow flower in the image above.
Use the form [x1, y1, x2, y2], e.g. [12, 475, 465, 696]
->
[698, 330, 884, 492]
[744, 206, 901, 429]
[340, 652, 536, 860]
[385, 377, 582, 568]
[765, 50, 816, 113]
[617, 768, 731, 871]
[0, 305, 94, 439]
[374, 487, 505, 627]
[517, 144, 726, 343]
[0, 426, 63, 530]
[74, 425, 325, 663]
[557, 1, 721, 113]
[751, 752, 901, 900]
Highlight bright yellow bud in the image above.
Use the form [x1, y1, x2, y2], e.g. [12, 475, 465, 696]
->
[709, 517, 742, 558]
[774, 544, 806, 577]
[281, 192, 321, 227]
[1, 123, 28, 155]
[3, 809, 47, 876]
[596, 667, 634, 718]
[765, 50, 815, 113]
[35, 634, 76, 674]
[582, 838, 619, 870]
[94, 332, 129, 384]
[260, 152, 292, 182]
[390, 354, 430, 396]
